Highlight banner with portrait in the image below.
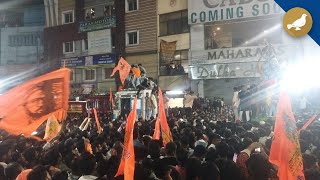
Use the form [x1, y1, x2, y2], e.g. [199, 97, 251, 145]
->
[160, 40, 177, 65]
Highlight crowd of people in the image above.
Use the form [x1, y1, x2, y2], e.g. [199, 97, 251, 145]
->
[1, 92, 320, 180]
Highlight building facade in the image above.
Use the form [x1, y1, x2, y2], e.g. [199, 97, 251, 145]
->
[43, 0, 123, 96]
[0, 0, 45, 93]
[188, 0, 303, 103]
[124, 0, 158, 80]
[157, 0, 190, 91]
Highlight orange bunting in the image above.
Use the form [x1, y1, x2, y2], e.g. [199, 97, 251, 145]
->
[111, 57, 131, 85]
[115, 98, 137, 180]
[269, 92, 305, 180]
[93, 108, 102, 134]
[110, 88, 115, 108]
[0, 68, 70, 137]
[158, 88, 173, 145]
[153, 117, 160, 140]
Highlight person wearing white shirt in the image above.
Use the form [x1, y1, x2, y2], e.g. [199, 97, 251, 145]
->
[232, 87, 240, 122]
[151, 92, 158, 118]
[183, 91, 197, 117]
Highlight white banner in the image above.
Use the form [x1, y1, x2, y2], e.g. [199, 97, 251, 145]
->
[189, 62, 261, 79]
[88, 29, 112, 55]
[190, 44, 300, 64]
[188, 0, 283, 24]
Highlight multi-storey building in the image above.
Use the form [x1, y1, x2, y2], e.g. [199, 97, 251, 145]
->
[0, 0, 45, 92]
[43, 0, 123, 95]
[157, 0, 190, 91]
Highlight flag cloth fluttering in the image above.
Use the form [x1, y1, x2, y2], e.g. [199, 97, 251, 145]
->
[153, 117, 160, 140]
[269, 92, 305, 180]
[43, 114, 61, 142]
[115, 98, 137, 180]
[93, 108, 102, 134]
[0, 68, 70, 137]
[111, 57, 131, 85]
[158, 88, 173, 145]
[299, 115, 317, 132]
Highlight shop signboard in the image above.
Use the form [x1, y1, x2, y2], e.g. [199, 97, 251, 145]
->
[188, 0, 283, 24]
[190, 44, 300, 65]
[189, 62, 261, 79]
[79, 16, 116, 32]
[61, 54, 116, 67]
[88, 29, 112, 55]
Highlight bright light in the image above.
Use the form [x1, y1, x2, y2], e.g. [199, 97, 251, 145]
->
[216, 27, 221, 30]
[236, 67, 240, 70]
[281, 61, 320, 93]
[31, 131, 38, 135]
[167, 90, 184, 95]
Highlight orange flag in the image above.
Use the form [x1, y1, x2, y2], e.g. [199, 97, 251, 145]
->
[269, 92, 305, 180]
[111, 57, 131, 85]
[115, 98, 137, 180]
[153, 117, 160, 140]
[43, 114, 61, 142]
[299, 115, 317, 133]
[0, 68, 70, 137]
[158, 88, 173, 145]
[93, 108, 102, 134]
[109, 88, 115, 108]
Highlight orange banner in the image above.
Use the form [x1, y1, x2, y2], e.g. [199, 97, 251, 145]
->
[111, 57, 131, 85]
[0, 68, 70, 137]
[93, 108, 102, 134]
[269, 92, 305, 180]
[115, 98, 137, 180]
[43, 114, 61, 142]
[153, 117, 160, 140]
[158, 88, 173, 145]
[109, 88, 115, 108]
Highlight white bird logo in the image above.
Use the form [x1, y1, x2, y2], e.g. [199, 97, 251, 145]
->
[287, 14, 307, 31]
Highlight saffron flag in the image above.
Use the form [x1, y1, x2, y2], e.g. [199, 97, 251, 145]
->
[153, 117, 160, 140]
[158, 88, 173, 145]
[0, 68, 70, 137]
[269, 92, 305, 180]
[109, 88, 115, 108]
[93, 108, 102, 134]
[43, 114, 61, 142]
[111, 57, 131, 85]
[299, 115, 317, 133]
[115, 98, 137, 180]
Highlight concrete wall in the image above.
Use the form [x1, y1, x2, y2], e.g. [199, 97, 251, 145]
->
[158, 0, 187, 14]
[126, 53, 158, 79]
[0, 26, 44, 65]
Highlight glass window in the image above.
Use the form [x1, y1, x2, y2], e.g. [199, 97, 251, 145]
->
[204, 17, 283, 50]
[126, 31, 139, 46]
[84, 69, 96, 81]
[160, 49, 188, 76]
[103, 68, 113, 79]
[62, 10, 74, 24]
[126, 0, 138, 12]
[63, 41, 74, 54]
[160, 10, 189, 36]
[82, 39, 88, 51]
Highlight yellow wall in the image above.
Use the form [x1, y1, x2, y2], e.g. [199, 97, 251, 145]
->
[125, 53, 158, 79]
[159, 33, 190, 50]
[158, 0, 187, 15]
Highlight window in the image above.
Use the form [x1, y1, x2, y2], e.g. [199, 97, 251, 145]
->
[63, 41, 74, 54]
[160, 10, 189, 36]
[126, 0, 138, 12]
[70, 69, 75, 81]
[85, 8, 95, 19]
[82, 39, 88, 51]
[126, 31, 139, 46]
[104, 5, 115, 16]
[160, 49, 188, 76]
[103, 68, 113, 80]
[83, 69, 96, 81]
[62, 10, 74, 24]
